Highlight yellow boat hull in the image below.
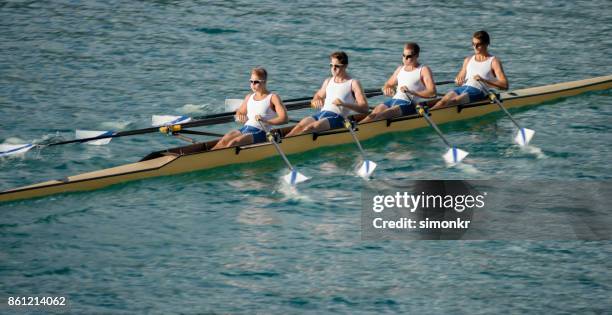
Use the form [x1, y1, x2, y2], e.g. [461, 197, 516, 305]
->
[2, 75, 611, 202]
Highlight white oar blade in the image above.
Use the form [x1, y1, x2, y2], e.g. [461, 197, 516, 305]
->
[0, 143, 34, 157]
[151, 115, 192, 127]
[225, 99, 243, 112]
[515, 128, 535, 146]
[283, 169, 310, 185]
[357, 160, 377, 178]
[75, 130, 113, 145]
[443, 147, 469, 165]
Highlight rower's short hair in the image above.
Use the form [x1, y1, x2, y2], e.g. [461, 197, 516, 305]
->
[251, 67, 267, 80]
[403, 42, 420, 56]
[330, 51, 349, 65]
[473, 30, 490, 45]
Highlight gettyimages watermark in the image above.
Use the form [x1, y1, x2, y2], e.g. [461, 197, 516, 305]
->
[361, 180, 612, 240]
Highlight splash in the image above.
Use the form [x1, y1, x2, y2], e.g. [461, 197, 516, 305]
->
[453, 162, 482, 175]
[385, 151, 413, 161]
[100, 121, 132, 130]
[277, 178, 313, 202]
[319, 162, 338, 175]
[521, 145, 547, 159]
[178, 103, 211, 115]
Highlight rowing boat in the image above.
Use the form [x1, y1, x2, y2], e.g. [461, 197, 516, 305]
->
[1, 75, 611, 202]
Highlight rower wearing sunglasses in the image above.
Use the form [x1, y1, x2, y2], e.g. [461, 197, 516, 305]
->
[359, 42, 436, 124]
[286, 51, 368, 136]
[212, 67, 288, 150]
[432, 30, 509, 109]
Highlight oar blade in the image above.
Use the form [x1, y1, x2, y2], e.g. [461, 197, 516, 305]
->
[357, 160, 377, 178]
[0, 143, 35, 157]
[151, 115, 192, 127]
[283, 169, 310, 185]
[225, 99, 243, 112]
[514, 128, 535, 146]
[75, 130, 114, 145]
[443, 147, 469, 165]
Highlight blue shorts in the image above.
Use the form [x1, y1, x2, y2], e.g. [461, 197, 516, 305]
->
[453, 85, 486, 103]
[239, 125, 266, 144]
[383, 98, 417, 116]
[311, 110, 345, 129]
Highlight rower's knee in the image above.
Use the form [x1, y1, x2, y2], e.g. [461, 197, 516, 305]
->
[302, 124, 314, 133]
[227, 138, 240, 147]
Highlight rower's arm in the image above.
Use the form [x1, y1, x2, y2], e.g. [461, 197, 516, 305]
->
[455, 57, 470, 86]
[311, 78, 329, 106]
[382, 66, 401, 95]
[234, 94, 250, 123]
[486, 57, 509, 90]
[236, 94, 249, 115]
[410, 66, 437, 99]
[266, 94, 288, 125]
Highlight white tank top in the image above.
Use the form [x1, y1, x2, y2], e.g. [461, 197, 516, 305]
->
[322, 78, 355, 117]
[244, 93, 276, 128]
[393, 65, 426, 102]
[465, 55, 495, 89]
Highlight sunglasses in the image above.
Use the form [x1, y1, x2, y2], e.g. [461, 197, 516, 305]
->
[249, 79, 265, 84]
[403, 54, 415, 59]
[329, 63, 344, 69]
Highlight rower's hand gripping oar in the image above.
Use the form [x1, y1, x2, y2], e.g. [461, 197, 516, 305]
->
[404, 90, 468, 164]
[342, 118, 377, 178]
[257, 118, 309, 185]
[478, 80, 535, 146]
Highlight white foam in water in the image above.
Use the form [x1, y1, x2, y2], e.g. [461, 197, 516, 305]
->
[100, 121, 131, 130]
[319, 162, 338, 175]
[277, 178, 313, 202]
[179, 103, 208, 114]
[454, 162, 482, 175]
[2, 137, 28, 145]
[521, 145, 547, 159]
[385, 151, 413, 161]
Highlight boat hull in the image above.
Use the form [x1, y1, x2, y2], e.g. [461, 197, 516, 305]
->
[2, 75, 611, 202]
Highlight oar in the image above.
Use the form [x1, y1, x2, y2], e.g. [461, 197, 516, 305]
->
[478, 80, 534, 146]
[416, 104, 469, 164]
[153, 81, 459, 126]
[343, 118, 377, 178]
[404, 91, 468, 164]
[257, 118, 309, 185]
[2, 82, 456, 157]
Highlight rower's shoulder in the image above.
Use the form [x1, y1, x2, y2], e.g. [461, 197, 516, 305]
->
[269, 92, 282, 102]
[322, 77, 332, 87]
[420, 64, 432, 71]
[350, 78, 363, 87]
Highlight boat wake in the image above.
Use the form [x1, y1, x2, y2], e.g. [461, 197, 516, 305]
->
[179, 103, 210, 114]
[385, 151, 414, 161]
[453, 162, 482, 175]
[521, 145, 547, 159]
[277, 180, 313, 202]
[100, 120, 132, 131]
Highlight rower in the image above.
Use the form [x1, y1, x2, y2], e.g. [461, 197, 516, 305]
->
[211, 67, 288, 150]
[285, 51, 369, 136]
[359, 42, 436, 123]
[431, 30, 509, 109]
